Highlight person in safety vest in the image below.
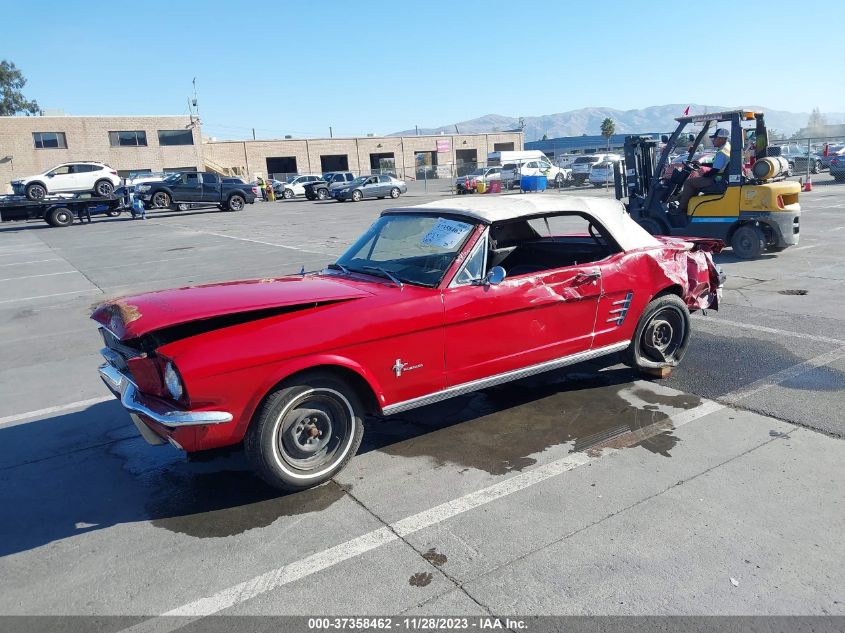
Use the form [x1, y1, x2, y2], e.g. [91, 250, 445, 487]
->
[678, 127, 731, 213]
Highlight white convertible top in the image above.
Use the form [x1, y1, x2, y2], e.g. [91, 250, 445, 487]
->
[385, 195, 660, 251]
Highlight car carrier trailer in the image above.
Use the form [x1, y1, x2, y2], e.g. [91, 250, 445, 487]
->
[0, 191, 127, 227]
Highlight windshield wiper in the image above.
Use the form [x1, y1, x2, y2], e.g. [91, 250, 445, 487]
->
[326, 263, 350, 274]
[361, 266, 404, 288]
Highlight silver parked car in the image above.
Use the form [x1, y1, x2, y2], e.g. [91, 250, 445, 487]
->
[330, 174, 408, 202]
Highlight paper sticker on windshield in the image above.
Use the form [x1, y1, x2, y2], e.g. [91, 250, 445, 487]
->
[421, 219, 472, 249]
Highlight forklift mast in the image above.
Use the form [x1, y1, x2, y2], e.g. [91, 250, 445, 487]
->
[617, 135, 658, 215]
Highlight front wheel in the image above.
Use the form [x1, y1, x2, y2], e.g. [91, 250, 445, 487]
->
[317, 188, 329, 200]
[48, 207, 74, 227]
[94, 180, 114, 197]
[351, 189, 363, 202]
[283, 189, 294, 199]
[25, 183, 46, 201]
[622, 294, 691, 371]
[151, 191, 171, 208]
[731, 224, 765, 259]
[244, 372, 364, 491]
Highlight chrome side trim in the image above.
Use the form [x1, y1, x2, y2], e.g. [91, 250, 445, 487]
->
[98, 362, 232, 427]
[382, 341, 629, 416]
[606, 292, 633, 325]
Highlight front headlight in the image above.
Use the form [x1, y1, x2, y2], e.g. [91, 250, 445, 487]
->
[340, 188, 349, 193]
[163, 361, 184, 400]
[136, 185, 151, 192]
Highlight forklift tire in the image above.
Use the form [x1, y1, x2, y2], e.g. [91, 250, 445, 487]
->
[731, 224, 765, 259]
[638, 218, 665, 236]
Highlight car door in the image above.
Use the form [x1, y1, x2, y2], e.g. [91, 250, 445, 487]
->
[442, 224, 602, 387]
[171, 173, 202, 202]
[361, 176, 379, 198]
[377, 175, 392, 196]
[46, 164, 74, 192]
[290, 177, 307, 196]
[201, 173, 220, 200]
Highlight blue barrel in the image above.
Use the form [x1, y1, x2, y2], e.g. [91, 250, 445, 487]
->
[520, 175, 548, 192]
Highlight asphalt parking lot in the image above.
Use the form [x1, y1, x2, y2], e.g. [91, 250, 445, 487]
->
[1, 176, 844, 625]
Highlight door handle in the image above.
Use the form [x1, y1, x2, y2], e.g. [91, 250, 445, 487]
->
[573, 271, 600, 285]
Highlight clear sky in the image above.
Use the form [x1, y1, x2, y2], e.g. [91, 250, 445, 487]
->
[3, 0, 843, 140]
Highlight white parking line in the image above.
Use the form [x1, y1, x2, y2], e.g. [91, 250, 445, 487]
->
[179, 229, 328, 256]
[721, 347, 845, 405]
[122, 397, 724, 629]
[790, 244, 818, 252]
[0, 270, 79, 283]
[0, 288, 101, 305]
[0, 396, 113, 428]
[0, 258, 62, 267]
[692, 315, 845, 345]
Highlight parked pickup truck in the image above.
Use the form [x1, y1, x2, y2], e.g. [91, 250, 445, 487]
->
[304, 172, 356, 200]
[133, 172, 258, 211]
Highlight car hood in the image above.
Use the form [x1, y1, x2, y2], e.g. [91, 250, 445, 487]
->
[91, 275, 375, 340]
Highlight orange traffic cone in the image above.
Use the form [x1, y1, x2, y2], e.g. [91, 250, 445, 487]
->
[803, 176, 813, 192]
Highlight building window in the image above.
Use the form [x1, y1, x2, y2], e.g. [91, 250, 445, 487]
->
[157, 129, 194, 146]
[109, 131, 148, 147]
[33, 132, 67, 149]
[493, 142, 515, 152]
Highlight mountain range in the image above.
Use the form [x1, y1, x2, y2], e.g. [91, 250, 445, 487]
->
[391, 105, 845, 140]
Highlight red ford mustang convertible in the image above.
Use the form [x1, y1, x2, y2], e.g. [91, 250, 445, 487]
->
[93, 196, 723, 490]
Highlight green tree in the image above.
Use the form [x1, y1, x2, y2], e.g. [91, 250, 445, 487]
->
[0, 60, 40, 116]
[600, 117, 615, 150]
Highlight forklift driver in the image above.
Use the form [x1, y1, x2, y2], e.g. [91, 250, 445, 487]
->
[678, 128, 731, 213]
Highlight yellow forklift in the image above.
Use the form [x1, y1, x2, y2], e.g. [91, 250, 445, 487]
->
[615, 110, 801, 258]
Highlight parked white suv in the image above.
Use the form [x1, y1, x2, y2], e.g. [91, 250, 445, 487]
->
[571, 154, 621, 185]
[12, 162, 121, 200]
[501, 158, 572, 189]
[281, 174, 322, 199]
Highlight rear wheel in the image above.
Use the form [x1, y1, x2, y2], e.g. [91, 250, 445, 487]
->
[244, 372, 364, 491]
[48, 207, 74, 227]
[227, 194, 245, 211]
[622, 294, 691, 371]
[389, 187, 401, 199]
[731, 224, 765, 259]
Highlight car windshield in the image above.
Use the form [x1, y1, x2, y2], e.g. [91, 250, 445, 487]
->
[285, 176, 297, 184]
[334, 213, 476, 287]
[574, 157, 600, 164]
[350, 176, 369, 185]
[163, 173, 182, 182]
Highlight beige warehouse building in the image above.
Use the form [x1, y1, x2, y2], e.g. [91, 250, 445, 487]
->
[1, 114, 522, 192]
[0, 115, 203, 191]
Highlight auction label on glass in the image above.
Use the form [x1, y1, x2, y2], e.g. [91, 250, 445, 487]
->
[421, 219, 472, 249]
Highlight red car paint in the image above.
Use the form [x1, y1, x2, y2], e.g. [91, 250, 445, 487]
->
[92, 201, 722, 453]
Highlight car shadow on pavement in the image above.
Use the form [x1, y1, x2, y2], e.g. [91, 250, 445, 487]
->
[0, 402, 348, 554]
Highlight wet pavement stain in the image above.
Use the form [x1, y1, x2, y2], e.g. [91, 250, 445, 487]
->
[409, 572, 433, 587]
[110, 438, 348, 538]
[147, 474, 347, 538]
[367, 367, 701, 475]
[422, 548, 447, 566]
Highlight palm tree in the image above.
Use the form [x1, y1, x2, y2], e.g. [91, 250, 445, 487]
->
[600, 117, 615, 151]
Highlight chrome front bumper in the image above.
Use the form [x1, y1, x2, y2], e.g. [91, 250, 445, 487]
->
[98, 361, 233, 436]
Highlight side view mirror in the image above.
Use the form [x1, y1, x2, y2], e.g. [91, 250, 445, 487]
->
[484, 266, 506, 286]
